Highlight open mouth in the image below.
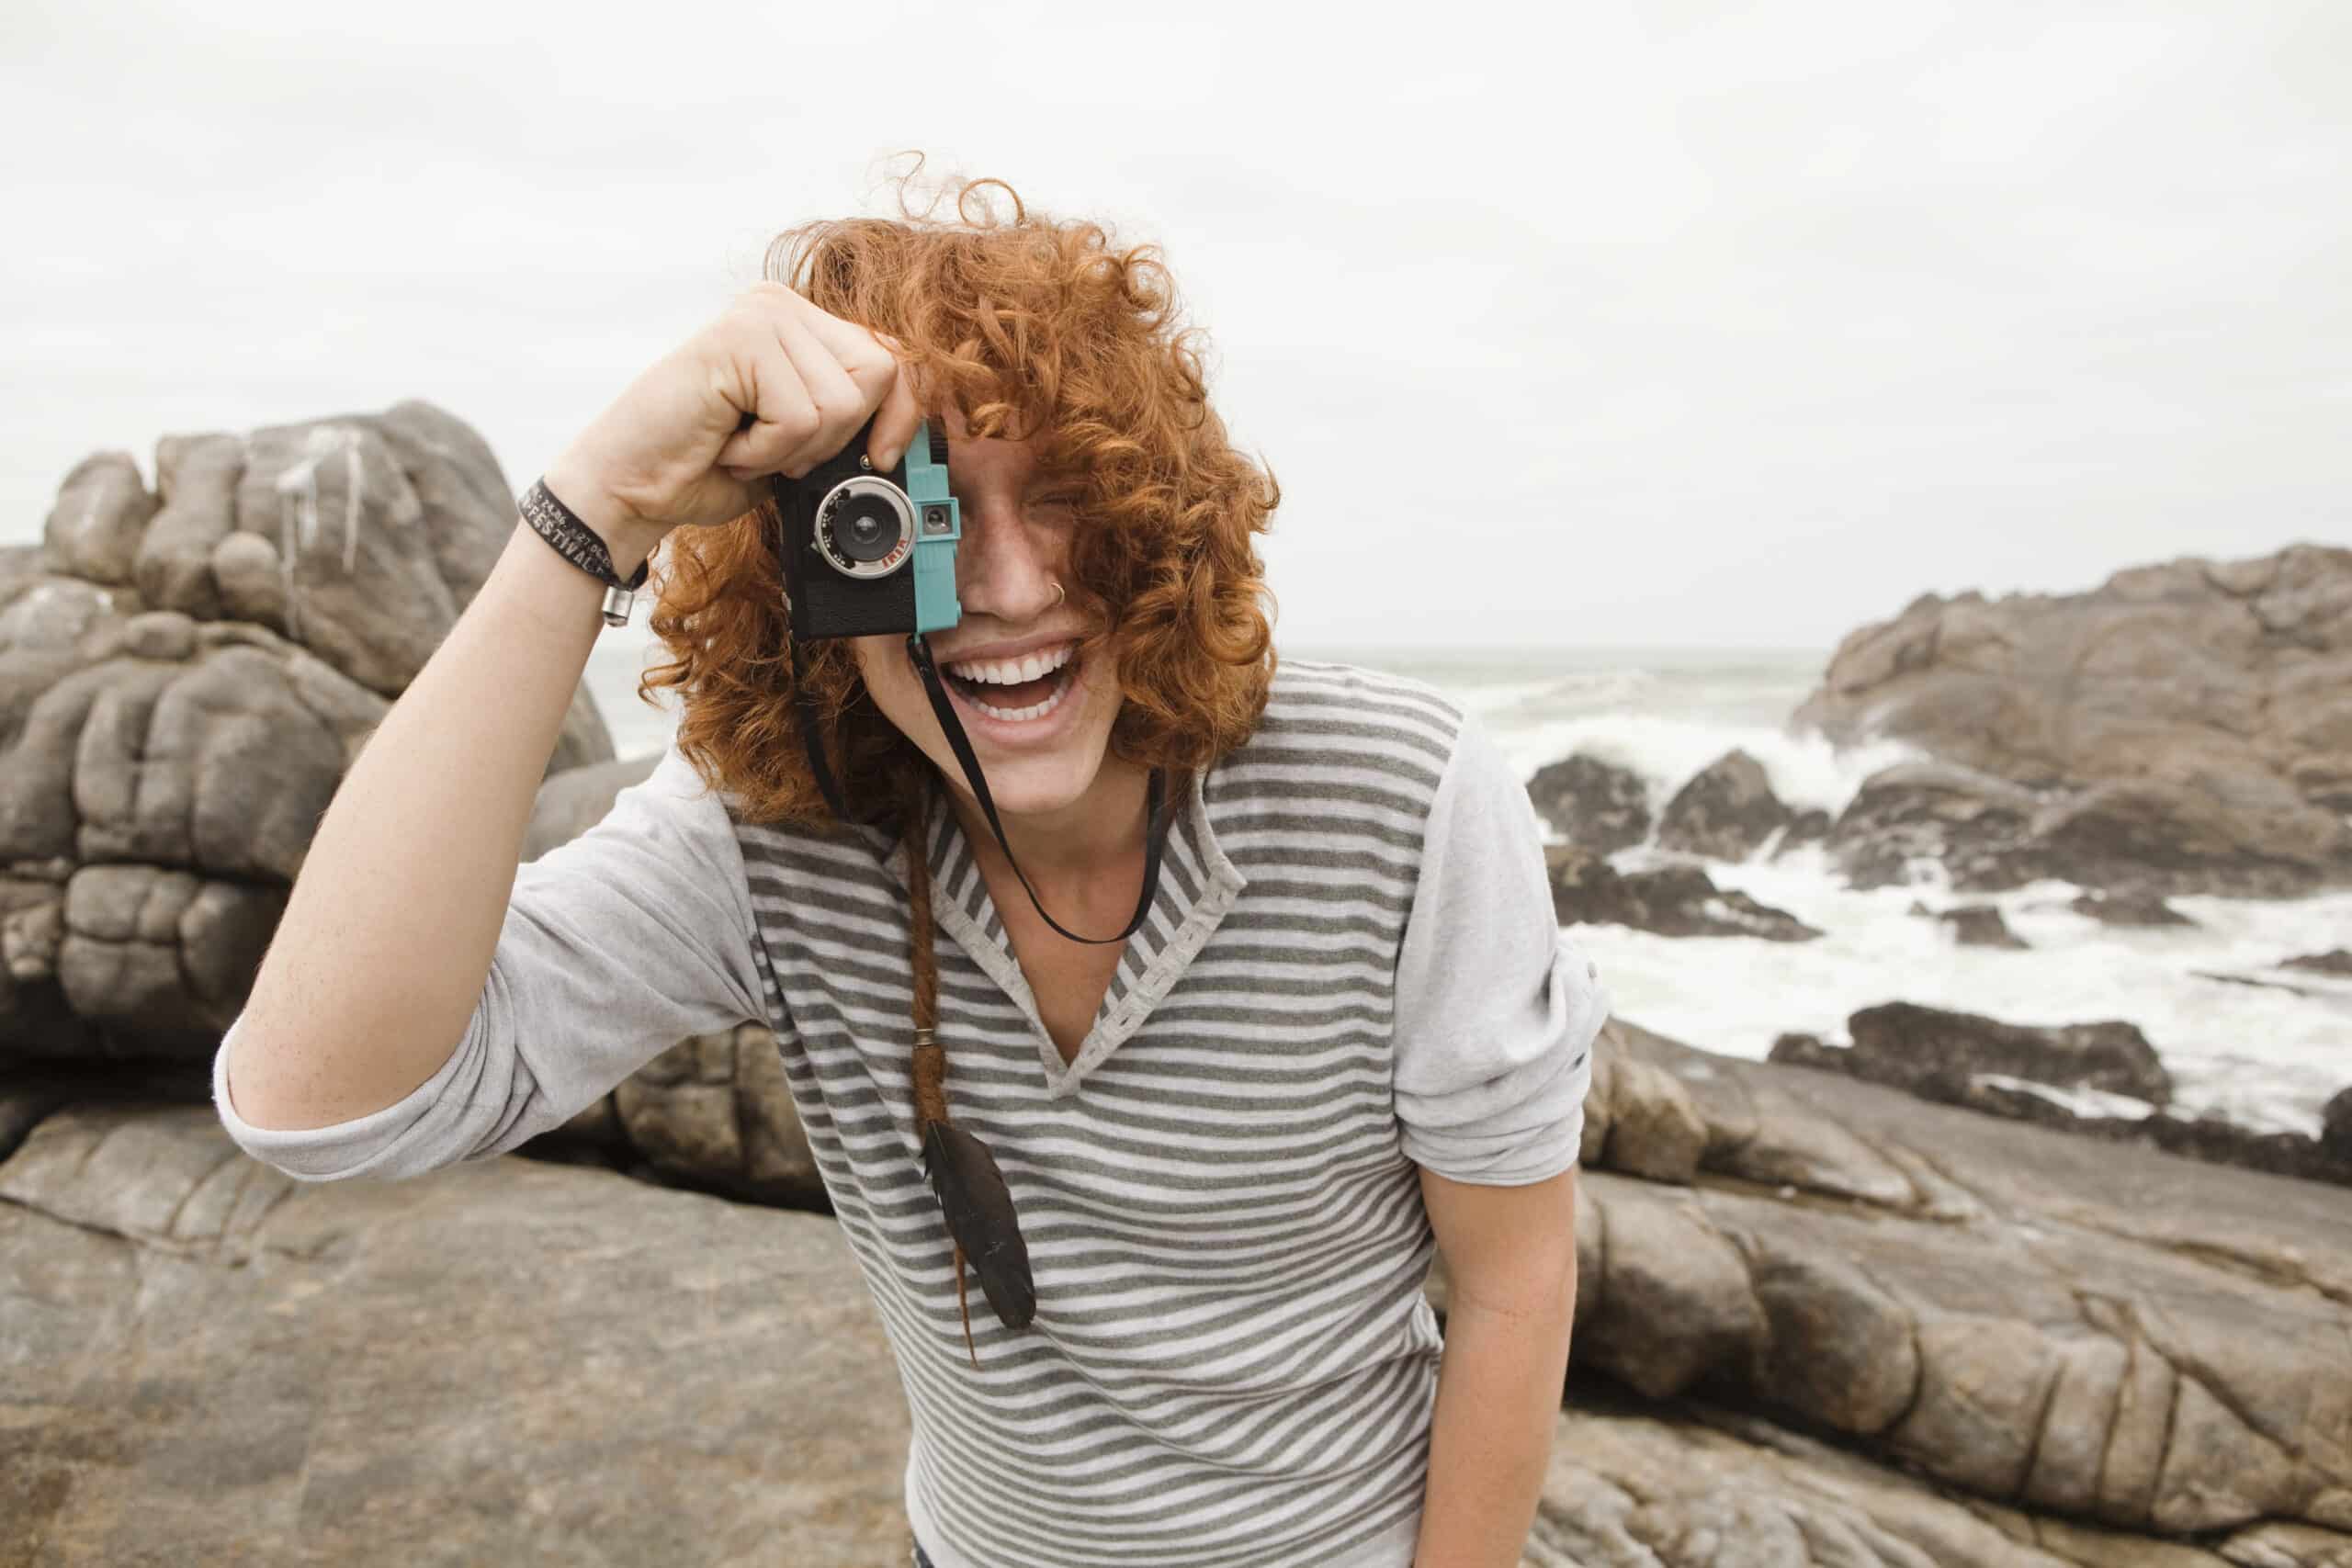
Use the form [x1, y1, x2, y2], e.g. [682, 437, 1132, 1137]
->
[939, 643, 1080, 725]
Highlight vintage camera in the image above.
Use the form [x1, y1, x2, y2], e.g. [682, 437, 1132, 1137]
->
[774, 414, 962, 640]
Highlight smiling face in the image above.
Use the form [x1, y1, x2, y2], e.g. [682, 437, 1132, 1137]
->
[849, 403, 1129, 823]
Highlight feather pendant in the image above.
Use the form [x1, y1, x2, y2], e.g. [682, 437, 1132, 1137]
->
[903, 784, 1036, 1368]
[921, 1117, 1037, 1335]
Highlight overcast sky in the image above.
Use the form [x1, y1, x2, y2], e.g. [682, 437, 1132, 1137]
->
[6, 1, 2345, 648]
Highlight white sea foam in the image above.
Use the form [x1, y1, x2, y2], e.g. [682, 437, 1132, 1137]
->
[1973, 1075, 2160, 1122]
[1566, 846, 2352, 1139]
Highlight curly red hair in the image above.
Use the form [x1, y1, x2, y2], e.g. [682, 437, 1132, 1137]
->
[637, 161, 1281, 828]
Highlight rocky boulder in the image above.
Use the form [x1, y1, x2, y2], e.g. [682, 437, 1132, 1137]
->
[15, 1025, 2352, 1563]
[1655, 750, 1793, 861]
[2070, 892, 2197, 929]
[1933, 903, 2030, 949]
[2, 403, 614, 1073]
[1820, 755, 2324, 898]
[1561, 1024, 2352, 1547]
[2030, 772, 2342, 898]
[1794, 545, 2352, 896]
[602, 1022, 822, 1204]
[0, 1105, 918, 1565]
[47, 404, 552, 697]
[1772, 806, 1831, 858]
[1526, 753, 1651, 854]
[1824, 759, 2049, 890]
[2326, 1089, 2352, 1162]
[1547, 845, 1821, 942]
[1525, 1396, 2336, 1568]
[1957, 1083, 2352, 1188]
[1808, 1001, 2173, 1106]
[1761, 1005, 2352, 1187]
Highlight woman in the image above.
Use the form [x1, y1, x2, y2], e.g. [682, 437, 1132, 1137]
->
[216, 171, 1607, 1568]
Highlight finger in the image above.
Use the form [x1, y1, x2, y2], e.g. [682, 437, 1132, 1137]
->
[802, 316, 922, 473]
[712, 333, 820, 476]
[767, 308, 870, 479]
[870, 349, 925, 476]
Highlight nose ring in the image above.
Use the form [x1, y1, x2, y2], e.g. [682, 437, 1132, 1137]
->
[1049, 580, 1066, 608]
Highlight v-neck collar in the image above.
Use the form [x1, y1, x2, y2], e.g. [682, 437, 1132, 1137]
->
[867, 767, 1246, 1098]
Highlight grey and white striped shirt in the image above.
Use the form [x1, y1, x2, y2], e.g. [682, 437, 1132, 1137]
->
[214, 656, 1607, 1568]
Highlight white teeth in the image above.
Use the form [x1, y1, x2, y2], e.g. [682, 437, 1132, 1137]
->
[963, 663, 1075, 723]
[943, 642, 1074, 685]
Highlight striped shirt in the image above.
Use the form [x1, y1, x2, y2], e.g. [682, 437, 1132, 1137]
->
[213, 656, 1608, 1568]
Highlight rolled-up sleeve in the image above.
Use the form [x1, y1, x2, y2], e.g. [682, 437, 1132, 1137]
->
[1391, 711, 1608, 1186]
[211, 740, 771, 1182]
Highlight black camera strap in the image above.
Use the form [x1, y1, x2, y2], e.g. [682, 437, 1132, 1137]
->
[788, 633, 1173, 946]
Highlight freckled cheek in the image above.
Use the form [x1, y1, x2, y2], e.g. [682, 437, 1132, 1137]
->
[1077, 649, 1121, 724]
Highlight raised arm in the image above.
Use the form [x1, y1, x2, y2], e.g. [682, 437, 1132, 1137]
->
[221, 509, 668, 1134]
[220, 280, 919, 1154]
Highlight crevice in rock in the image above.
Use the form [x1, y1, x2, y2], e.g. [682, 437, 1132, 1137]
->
[2056, 1213, 2352, 1312]
[1699, 1074, 1764, 1161]
[1888, 1137, 2007, 1221]
[211, 1156, 265, 1244]
[2087, 1313, 2132, 1521]
[2167, 1350, 2318, 1478]
[159, 1143, 245, 1240]
[0, 1187, 343, 1267]
[243, 1176, 301, 1243]
[2155, 1341, 2183, 1518]
[55, 858, 291, 894]
[1683, 1162, 1917, 1218]
[2013, 1339, 2069, 1508]
[2003, 1502, 2243, 1566]
[1853, 1258, 1929, 1440]
[70, 1117, 117, 1181]
[1561, 1382, 2275, 1565]
[1827, 1117, 1934, 1214]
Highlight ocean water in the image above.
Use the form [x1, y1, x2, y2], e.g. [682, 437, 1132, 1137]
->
[581, 633, 2352, 1139]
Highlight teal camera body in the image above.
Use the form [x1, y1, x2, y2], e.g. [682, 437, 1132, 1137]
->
[903, 423, 962, 635]
[775, 414, 962, 639]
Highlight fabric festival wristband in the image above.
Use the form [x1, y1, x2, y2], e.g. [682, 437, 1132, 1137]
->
[519, 477, 652, 628]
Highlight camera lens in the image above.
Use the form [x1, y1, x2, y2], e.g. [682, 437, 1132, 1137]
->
[811, 477, 917, 580]
[828, 495, 904, 563]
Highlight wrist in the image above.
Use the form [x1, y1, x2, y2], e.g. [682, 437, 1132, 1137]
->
[539, 454, 667, 578]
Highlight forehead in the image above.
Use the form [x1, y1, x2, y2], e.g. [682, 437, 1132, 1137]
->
[935, 403, 1046, 485]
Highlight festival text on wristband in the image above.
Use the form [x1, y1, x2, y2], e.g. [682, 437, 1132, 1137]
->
[520, 478, 652, 627]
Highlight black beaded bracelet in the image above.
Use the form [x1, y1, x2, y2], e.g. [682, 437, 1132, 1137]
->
[520, 477, 651, 627]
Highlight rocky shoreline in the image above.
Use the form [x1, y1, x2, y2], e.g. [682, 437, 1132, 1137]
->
[1794, 550, 2352, 900]
[10, 1013, 2347, 1565]
[1528, 547, 2352, 1190]
[4, 406, 2347, 1564]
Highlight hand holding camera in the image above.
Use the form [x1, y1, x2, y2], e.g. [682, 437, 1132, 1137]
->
[544, 278, 1167, 958]
[543, 281, 924, 565]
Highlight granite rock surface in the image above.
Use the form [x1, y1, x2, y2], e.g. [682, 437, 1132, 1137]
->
[2, 403, 613, 1070]
[1795, 545, 2352, 897]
